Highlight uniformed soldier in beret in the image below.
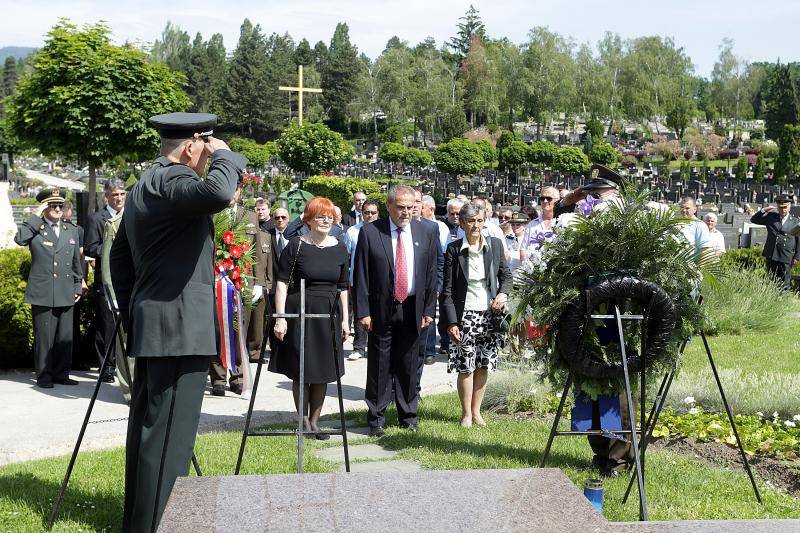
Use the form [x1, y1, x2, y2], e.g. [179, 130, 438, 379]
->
[110, 112, 247, 533]
[553, 163, 623, 217]
[750, 194, 800, 288]
[14, 189, 84, 388]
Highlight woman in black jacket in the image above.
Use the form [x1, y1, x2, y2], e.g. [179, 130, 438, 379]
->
[441, 201, 512, 427]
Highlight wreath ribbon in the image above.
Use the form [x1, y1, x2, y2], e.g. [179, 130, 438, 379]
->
[215, 271, 253, 397]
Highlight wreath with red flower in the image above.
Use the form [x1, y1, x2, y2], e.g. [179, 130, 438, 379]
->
[213, 209, 256, 302]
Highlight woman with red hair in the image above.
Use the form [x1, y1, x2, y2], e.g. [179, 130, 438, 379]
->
[270, 197, 350, 439]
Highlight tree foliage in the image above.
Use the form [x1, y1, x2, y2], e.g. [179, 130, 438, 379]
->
[228, 137, 276, 169]
[474, 139, 497, 163]
[276, 121, 352, 174]
[527, 139, 557, 167]
[498, 140, 527, 171]
[762, 63, 799, 141]
[553, 146, 589, 175]
[5, 20, 188, 211]
[378, 141, 406, 163]
[441, 105, 469, 142]
[434, 138, 483, 176]
[322, 23, 360, 132]
[589, 142, 620, 166]
[402, 147, 433, 167]
[774, 124, 800, 181]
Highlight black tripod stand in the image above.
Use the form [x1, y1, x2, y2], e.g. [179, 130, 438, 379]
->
[47, 308, 203, 529]
[234, 279, 351, 474]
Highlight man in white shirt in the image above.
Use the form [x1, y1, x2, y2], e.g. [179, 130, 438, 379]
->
[678, 197, 711, 256]
[343, 200, 379, 360]
[703, 212, 726, 256]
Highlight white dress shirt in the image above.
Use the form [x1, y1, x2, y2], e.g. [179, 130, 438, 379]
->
[50, 219, 60, 238]
[344, 222, 364, 286]
[389, 218, 416, 297]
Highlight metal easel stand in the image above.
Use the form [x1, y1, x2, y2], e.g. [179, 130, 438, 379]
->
[539, 303, 649, 521]
[622, 329, 762, 505]
[48, 303, 203, 530]
[234, 279, 350, 475]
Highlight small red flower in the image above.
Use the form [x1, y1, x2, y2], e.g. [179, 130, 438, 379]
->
[234, 279, 243, 290]
[229, 244, 243, 259]
[222, 231, 235, 245]
[230, 268, 240, 280]
[242, 241, 250, 252]
[244, 263, 251, 274]
[215, 262, 225, 272]
[223, 258, 234, 271]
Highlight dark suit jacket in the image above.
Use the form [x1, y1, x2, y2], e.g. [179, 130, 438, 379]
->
[84, 206, 114, 291]
[342, 208, 360, 228]
[750, 210, 800, 264]
[440, 236, 513, 327]
[110, 150, 246, 357]
[353, 218, 438, 334]
[15, 215, 83, 307]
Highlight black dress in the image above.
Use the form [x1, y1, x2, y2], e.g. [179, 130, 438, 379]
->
[268, 236, 349, 384]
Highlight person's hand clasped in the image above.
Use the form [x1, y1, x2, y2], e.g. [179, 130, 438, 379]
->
[357, 316, 372, 332]
[447, 324, 462, 343]
[273, 318, 287, 341]
[421, 315, 433, 329]
[491, 293, 508, 312]
[251, 284, 263, 304]
[74, 292, 81, 303]
[341, 320, 350, 339]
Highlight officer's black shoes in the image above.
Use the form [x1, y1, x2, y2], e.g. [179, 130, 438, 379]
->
[400, 423, 418, 433]
[54, 378, 79, 385]
[36, 381, 54, 389]
[369, 426, 385, 438]
[101, 373, 115, 383]
[424, 355, 436, 365]
[211, 384, 226, 397]
[230, 383, 243, 395]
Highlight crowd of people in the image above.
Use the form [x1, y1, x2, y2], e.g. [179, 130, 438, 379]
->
[14, 111, 800, 532]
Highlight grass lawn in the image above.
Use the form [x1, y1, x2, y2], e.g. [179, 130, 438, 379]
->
[1, 393, 798, 532]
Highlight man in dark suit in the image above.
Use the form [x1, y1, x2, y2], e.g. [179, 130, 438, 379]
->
[15, 189, 84, 388]
[341, 190, 366, 227]
[353, 185, 439, 437]
[110, 112, 246, 533]
[84, 179, 127, 382]
[751, 194, 800, 288]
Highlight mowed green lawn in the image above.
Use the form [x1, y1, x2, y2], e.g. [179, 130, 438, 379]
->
[1, 393, 798, 532]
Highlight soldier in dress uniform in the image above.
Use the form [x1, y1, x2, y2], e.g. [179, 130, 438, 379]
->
[750, 194, 800, 288]
[14, 189, 84, 388]
[110, 112, 247, 533]
[246, 200, 276, 363]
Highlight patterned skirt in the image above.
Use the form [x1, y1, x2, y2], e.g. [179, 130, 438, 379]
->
[447, 310, 505, 374]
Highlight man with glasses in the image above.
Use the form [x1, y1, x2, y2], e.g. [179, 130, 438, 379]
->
[353, 185, 439, 436]
[15, 188, 84, 389]
[344, 199, 380, 361]
[270, 207, 290, 258]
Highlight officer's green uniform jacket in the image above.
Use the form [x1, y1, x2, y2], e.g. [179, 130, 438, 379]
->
[110, 149, 247, 357]
[750, 209, 800, 264]
[14, 215, 83, 306]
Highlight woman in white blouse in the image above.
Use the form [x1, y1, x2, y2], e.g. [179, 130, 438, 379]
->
[703, 212, 726, 256]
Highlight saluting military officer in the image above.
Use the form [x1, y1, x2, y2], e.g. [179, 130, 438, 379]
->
[750, 194, 800, 288]
[110, 112, 247, 533]
[14, 189, 84, 389]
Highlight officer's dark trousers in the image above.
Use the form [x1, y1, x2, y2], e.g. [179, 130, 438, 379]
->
[123, 355, 210, 533]
[365, 296, 422, 429]
[32, 305, 74, 385]
[93, 285, 117, 375]
[766, 259, 792, 288]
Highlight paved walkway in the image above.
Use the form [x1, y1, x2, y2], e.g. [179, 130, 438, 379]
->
[0, 342, 455, 466]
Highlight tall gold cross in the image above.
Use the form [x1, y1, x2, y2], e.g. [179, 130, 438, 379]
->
[279, 64, 322, 125]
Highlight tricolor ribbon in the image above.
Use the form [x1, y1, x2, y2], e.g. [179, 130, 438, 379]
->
[214, 271, 253, 398]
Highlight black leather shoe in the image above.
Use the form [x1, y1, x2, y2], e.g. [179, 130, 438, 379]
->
[424, 355, 436, 365]
[315, 432, 331, 441]
[37, 381, 54, 389]
[54, 378, 79, 385]
[211, 385, 226, 397]
[401, 424, 418, 433]
[101, 373, 115, 383]
[369, 426, 385, 438]
[230, 383, 243, 395]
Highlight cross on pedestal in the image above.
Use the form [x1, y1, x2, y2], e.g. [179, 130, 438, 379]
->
[279, 64, 322, 125]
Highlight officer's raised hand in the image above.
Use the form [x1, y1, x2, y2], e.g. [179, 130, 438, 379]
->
[203, 136, 230, 155]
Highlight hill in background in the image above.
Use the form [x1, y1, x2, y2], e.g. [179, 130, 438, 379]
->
[0, 46, 37, 61]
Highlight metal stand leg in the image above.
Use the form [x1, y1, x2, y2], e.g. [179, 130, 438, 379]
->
[297, 283, 306, 473]
[700, 330, 762, 503]
[235, 357, 265, 475]
[614, 305, 648, 521]
[330, 304, 350, 472]
[539, 375, 572, 468]
[48, 315, 121, 530]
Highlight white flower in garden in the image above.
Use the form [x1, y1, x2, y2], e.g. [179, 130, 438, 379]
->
[688, 407, 699, 415]
[773, 411, 780, 420]
[683, 396, 695, 405]
[785, 421, 797, 428]
[756, 412, 764, 418]
[793, 415, 800, 422]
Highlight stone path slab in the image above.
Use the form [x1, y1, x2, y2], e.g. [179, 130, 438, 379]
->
[338, 460, 422, 473]
[314, 444, 398, 463]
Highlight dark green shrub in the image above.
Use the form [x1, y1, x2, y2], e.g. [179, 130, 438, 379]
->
[498, 140, 527, 171]
[0, 248, 33, 368]
[720, 247, 765, 271]
[401, 147, 433, 167]
[589, 142, 620, 166]
[473, 139, 497, 164]
[434, 138, 484, 176]
[303, 175, 381, 213]
[378, 142, 407, 163]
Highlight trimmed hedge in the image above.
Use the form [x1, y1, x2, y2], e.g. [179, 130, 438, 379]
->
[303, 175, 384, 215]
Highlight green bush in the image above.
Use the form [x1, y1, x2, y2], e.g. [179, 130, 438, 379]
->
[228, 137, 276, 169]
[498, 140, 527, 171]
[702, 265, 790, 336]
[585, 116, 604, 140]
[378, 142, 406, 163]
[381, 123, 414, 144]
[10, 197, 38, 206]
[552, 145, 589, 175]
[303, 175, 381, 213]
[401, 147, 432, 168]
[720, 247, 765, 271]
[276, 122, 353, 174]
[589, 142, 620, 166]
[434, 138, 484, 176]
[527, 140, 557, 167]
[0, 249, 33, 368]
[473, 139, 497, 164]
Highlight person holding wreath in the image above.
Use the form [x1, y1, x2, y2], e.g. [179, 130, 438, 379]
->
[269, 197, 350, 439]
[441, 201, 512, 427]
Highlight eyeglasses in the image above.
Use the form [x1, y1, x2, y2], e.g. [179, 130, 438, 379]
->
[498, 215, 512, 221]
[314, 215, 334, 222]
[47, 203, 63, 209]
[362, 210, 378, 216]
[539, 196, 555, 202]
